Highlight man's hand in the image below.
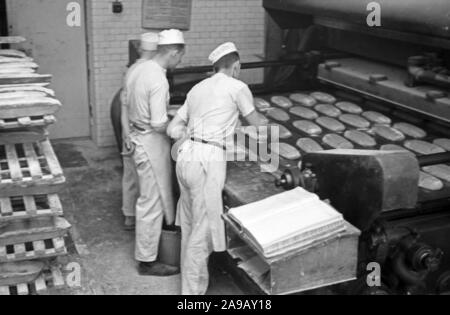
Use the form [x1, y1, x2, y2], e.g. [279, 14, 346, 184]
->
[122, 134, 135, 156]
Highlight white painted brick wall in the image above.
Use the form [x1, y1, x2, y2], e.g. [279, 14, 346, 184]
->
[87, 0, 266, 147]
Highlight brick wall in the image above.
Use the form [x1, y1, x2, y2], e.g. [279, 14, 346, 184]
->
[86, 0, 266, 147]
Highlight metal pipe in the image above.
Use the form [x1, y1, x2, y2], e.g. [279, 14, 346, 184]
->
[418, 152, 450, 167]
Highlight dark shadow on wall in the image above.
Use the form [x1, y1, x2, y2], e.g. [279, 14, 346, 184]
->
[0, 0, 7, 49]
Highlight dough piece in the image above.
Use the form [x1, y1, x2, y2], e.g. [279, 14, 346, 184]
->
[362, 111, 392, 125]
[371, 125, 405, 142]
[254, 98, 272, 112]
[335, 102, 363, 114]
[316, 117, 346, 133]
[271, 123, 292, 139]
[419, 172, 444, 191]
[296, 138, 324, 153]
[339, 114, 371, 129]
[344, 130, 377, 148]
[314, 104, 342, 118]
[289, 106, 318, 120]
[393, 122, 427, 139]
[271, 96, 293, 109]
[289, 93, 317, 107]
[293, 120, 322, 136]
[433, 138, 450, 151]
[323, 134, 354, 149]
[266, 108, 290, 122]
[422, 164, 450, 182]
[310, 92, 337, 104]
[404, 140, 445, 155]
[380, 144, 410, 152]
[271, 143, 301, 160]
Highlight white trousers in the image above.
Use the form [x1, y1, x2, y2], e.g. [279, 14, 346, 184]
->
[176, 142, 227, 295]
[133, 143, 164, 262]
[122, 154, 139, 218]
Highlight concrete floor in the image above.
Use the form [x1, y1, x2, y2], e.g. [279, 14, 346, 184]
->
[53, 139, 243, 295]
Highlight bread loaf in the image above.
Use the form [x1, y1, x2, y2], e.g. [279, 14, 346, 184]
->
[362, 111, 392, 125]
[271, 96, 293, 109]
[289, 106, 318, 120]
[310, 92, 337, 104]
[266, 108, 289, 122]
[419, 171, 444, 191]
[371, 126, 405, 142]
[380, 144, 410, 152]
[258, 113, 270, 125]
[335, 102, 363, 114]
[271, 123, 292, 139]
[422, 164, 450, 182]
[254, 98, 272, 112]
[293, 120, 323, 136]
[289, 93, 317, 107]
[0, 91, 48, 100]
[314, 104, 342, 118]
[344, 130, 377, 148]
[433, 138, 450, 151]
[0, 49, 27, 58]
[404, 140, 445, 155]
[0, 86, 54, 96]
[339, 114, 371, 129]
[316, 117, 346, 133]
[323, 134, 354, 149]
[271, 143, 301, 160]
[393, 122, 427, 139]
[296, 138, 324, 153]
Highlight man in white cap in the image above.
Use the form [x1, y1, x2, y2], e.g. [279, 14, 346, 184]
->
[127, 29, 185, 276]
[167, 42, 267, 294]
[121, 32, 159, 231]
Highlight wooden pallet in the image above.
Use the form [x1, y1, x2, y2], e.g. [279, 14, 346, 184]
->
[0, 115, 56, 129]
[0, 237, 67, 263]
[0, 139, 65, 197]
[0, 127, 48, 144]
[0, 194, 63, 222]
[0, 266, 66, 295]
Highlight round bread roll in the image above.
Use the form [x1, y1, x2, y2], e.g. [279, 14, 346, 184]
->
[344, 130, 377, 148]
[271, 96, 293, 109]
[296, 138, 324, 153]
[271, 142, 301, 160]
[293, 120, 323, 136]
[322, 134, 354, 149]
[310, 92, 337, 104]
[393, 122, 427, 139]
[289, 106, 318, 120]
[314, 104, 342, 118]
[339, 114, 371, 129]
[370, 125, 405, 142]
[316, 116, 346, 133]
[419, 171, 444, 191]
[404, 140, 445, 155]
[362, 111, 392, 125]
[335, 102, 363, 114]
[266, 108, 290, 122]
[289, 93, 317, 107]
[433, 138, 450, 151]
[271, 123, 292, 139]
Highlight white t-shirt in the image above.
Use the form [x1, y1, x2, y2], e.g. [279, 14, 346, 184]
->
[177, 73, 255, 145]
[127, 60, 170, 129]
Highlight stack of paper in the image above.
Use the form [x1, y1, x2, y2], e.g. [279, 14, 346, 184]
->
[228, 188, 346, 259]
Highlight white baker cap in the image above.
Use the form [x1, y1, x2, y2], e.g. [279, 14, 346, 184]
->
[209, 42, 238, 64]
[140, 32, 159, 51]
[158, 29, 185, 45]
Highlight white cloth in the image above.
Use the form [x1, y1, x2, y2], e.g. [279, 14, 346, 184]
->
[176, 142, 227, 295]
[177, 73, 255, 147]
[159, 29, 185, 45]
[140, 32, 159, 51]
[127, 60, 170, 129]
[209, 42, 238, 64]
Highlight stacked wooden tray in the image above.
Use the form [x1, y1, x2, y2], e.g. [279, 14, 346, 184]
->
[0, 38, 70, 295]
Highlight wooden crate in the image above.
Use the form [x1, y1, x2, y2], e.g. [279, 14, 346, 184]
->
[0, 237, 67, 263]
[0, 266, 66, 296]
[0, 194, 63, 222]
[0, 115, 56, 129]
[0, 139, 65, 198]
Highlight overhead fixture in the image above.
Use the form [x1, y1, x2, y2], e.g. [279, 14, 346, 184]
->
[112, 0, 123, 14]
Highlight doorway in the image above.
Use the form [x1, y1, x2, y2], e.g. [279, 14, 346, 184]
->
[0, 0, 7, 38]
[6, 0, 91, 139]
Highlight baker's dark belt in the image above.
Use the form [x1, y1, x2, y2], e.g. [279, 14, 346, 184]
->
[190, 138, 226, 151]
[131, 123, 149, 132]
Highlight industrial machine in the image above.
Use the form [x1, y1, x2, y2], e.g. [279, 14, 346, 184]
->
[110, 0, 450, 295]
